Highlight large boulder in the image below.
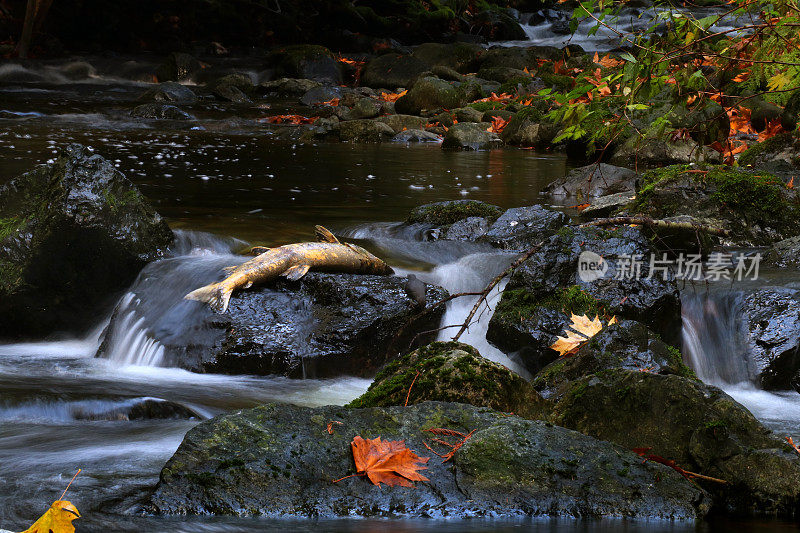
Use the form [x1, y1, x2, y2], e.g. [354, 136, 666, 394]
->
[149, 401, 707, 519]
[375, 114, 428, 134]
[487, 226, 682, 373]
[259, 78, 322, 97]
[348, 341, 546, 418]
[208, 73, 255, 103]
[631, 165, 800, 246]
[338, 119, 395, 142]
[97, 264, 447, 378]
[395, 76, 482, 116]
[532, 320, 694, 399]
[0, 144, 173, 338]
[764, 236, 800, 269]
[411, 42, 483, 73]
[406, 200, 502, 226]
[543, 163, 639, 200]
[781, 88, 800, 132]
[739, 288, 800, 390]
[267, 45, 342, 84]
[361, 53, 429, 89]
[611, 138, 722, 167]
[477, 205, 568, 250]
[549, 369, 800, 516]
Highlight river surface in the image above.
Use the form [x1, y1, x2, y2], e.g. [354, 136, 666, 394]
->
[0, 48, 799, 532]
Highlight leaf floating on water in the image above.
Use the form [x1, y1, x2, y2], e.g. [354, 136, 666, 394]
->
[550, 313, 615, 357]
[335, 436, 429, 487]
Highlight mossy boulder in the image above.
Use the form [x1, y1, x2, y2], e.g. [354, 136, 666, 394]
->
[361, 53, 429, 89]
[338, 119, 395, 142]
[500, 102, 557, 147]
[631, 164, 800, 246]
[738, 132, 800, 180]
[349, 341, 545, 418]
[208, 73, 255, 103]
[487, 226, 682, 371]
[395, 76, 483, 116]
[532, 320, 694, 399]
[0, 144, 173, 338]
[407, 200, 502, 225]
[149, 401, 707, 519]
[782, 88, 800, 132]
[549, 369, 800, 516]
[267, 44, 342, 84]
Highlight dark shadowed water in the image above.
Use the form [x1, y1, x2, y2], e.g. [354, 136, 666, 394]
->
[0, 58, 799, 533]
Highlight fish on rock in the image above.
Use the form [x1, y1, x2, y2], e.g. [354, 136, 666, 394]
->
[185, 225, 394, 313]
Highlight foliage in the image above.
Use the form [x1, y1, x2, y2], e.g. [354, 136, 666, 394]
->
[335, 436, 430, 487]
[550, 313, 617, 356]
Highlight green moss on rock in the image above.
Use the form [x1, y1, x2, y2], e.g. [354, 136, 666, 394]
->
[406, 199, 502, 225]
[348, 341, 546, 419]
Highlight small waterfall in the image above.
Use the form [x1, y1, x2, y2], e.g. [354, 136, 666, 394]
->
[98, 231, 245, 367]
[681, 291, 753, 386]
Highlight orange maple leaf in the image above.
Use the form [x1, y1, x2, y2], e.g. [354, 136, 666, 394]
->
[758, 118, 784, 142]
[343, 436, 430, 487]
[380, 89, 407, 102]
[486, 116, 509, 134]
[473, 92, 513, 103]
[261, 114, 318, 125]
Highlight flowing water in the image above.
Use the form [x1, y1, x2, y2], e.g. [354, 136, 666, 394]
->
[1, 39, 799, 532]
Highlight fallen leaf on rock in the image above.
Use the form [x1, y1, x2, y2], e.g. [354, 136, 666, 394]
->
[551, 313, 615, 356]
[380, 90, 407, 102]
[261, 114, 318, 125]
[334, 436, 429, 487]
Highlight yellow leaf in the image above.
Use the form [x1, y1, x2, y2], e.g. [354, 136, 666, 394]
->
[607, 315, 618, 326]
[550, 313, 609, 357]
[767, 71, 792, 91]
[20, 501, 80, 533]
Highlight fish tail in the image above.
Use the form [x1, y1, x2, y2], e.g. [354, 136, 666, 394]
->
[184, 282, 234, 313]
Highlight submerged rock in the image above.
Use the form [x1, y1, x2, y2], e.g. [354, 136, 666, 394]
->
[349, 342, 546, 418]
[99, 272, 446, 378]
[74, 398, 202, 421]
[0, 144, 173, 338]
[149, 401, 707, 519]
[549, 369, 800, 516]
[130, 103, 195, 120]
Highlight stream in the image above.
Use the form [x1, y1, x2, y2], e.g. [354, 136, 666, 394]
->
[1, 22, 800, 532]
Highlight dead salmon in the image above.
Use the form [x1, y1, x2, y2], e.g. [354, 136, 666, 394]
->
[185, 226, 393, 313]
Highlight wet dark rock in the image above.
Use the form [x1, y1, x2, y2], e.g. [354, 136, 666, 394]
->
[478, 46, 563, 71]
[342, 97, 382, 120]
[361, 53, 429, 89]
[549, 369, 800, 516]
[411, 42, 483, 73]
[299, 86, 343, 106]
[472, 8, 527, 40]
[75, 398, 202, 421]
[611, 138, 722, 167]
[155, 52, 202, 82]
[138, 82, 197, 104]
[500, 104, 558, 147]
[209, 73, 254, 103]
[580, 192, 637, 218]
[487, 226, 681, 372]
[130, 103, 195, 120]
[739, 288, 800, 390]
[452, 107, 484, 123]
[543, 163, 639, 200]
[478, 205, 568, 250]
[407, 200, 502, 226]
[738, 132, 800, 180]
[267, 45, 342, 84]
[477, 66, 530, 83]
[429, 65, 464, 82]
[392, 129, 441, 143]
[149, 401, 707, 519]
[104, 272, 446, 378]
[441, 122, 501, 150]
[349, 342, 546, 418]
[0, 144, 173, 338]
[764, 236, 800, 269]
[631, 165, 800, 246]
[782, 89, 800, 132]
[395, 76, 482, 116]
[532, 320, 694, 399]
[444, 217, 490, 240]
[259, 78, 322, 97]
[338, 119, 395, 142]
[742, 98, 783, 132]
